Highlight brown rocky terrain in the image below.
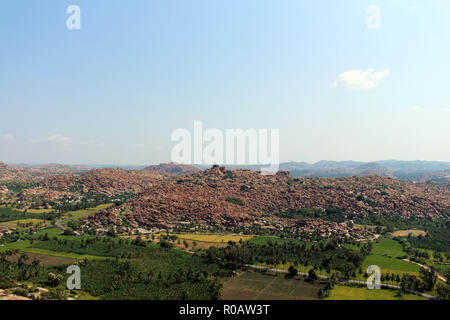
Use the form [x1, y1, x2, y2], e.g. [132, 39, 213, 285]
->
[0, 162, 31, 183]
[85, 166, 450, 232]
[35, 168, 167, 196]
[4, 167, 168, 208]
[143, 163, 201, 176]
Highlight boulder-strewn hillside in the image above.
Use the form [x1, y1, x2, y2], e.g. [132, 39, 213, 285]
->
[40, 168, 167, 195]
[143, 163, 201, 176]
[17, 168, 167, 205]
[0, 162, 31, 183]
[85, 166, 450, 230]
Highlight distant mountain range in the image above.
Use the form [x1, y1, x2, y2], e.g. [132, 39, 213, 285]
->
[279, 160, 450, 181]
[196, 160, 450, 182]
[2, 160, 450, 183]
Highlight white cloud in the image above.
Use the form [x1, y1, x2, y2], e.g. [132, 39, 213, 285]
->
[440, 108, 450, 113]
[0, 133, 14, 141]
[331, 68, 390, 89]
[412, 106, 433, 113]
[48, 133, 72, 143]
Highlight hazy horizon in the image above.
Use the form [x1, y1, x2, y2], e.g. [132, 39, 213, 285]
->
[3, 159, 450, 168]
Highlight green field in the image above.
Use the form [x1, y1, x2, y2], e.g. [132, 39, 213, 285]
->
[392, 230, 427, 237]
[222, 271, 324, 300]
[0, 206, 42, 223]
[326, 284, 427, 300]
[371, 239, 407, 258]
[60, 203, 113, 220]
[33, 227, 63, 238]
[362, 255, 420, 277]
[6, 251, 76, 266]
[0, 239, 112, 260]
[0, 240, 32, 252]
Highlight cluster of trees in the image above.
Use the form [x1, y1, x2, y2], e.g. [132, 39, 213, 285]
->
[1, 233, 231, 300]
[70, 248, 228, 299]
[399, 268, 437, 293]
[318, 275, 339, 299]
[32, 236, 154, 259]
[406, 223, 450, 253]
[0, 207, 42, 223]
[225, 198, 245, 206]
[396, 235, 449, 268]
[0, 181, 38, 193]
[206, 239, 370, 278]
[0, 251, 41, 288]
[50, 192, 132, 213]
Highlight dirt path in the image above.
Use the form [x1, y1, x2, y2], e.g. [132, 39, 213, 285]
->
[402, 258, 448, 283]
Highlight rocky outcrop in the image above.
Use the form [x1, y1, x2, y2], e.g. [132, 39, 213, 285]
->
[85, 167, 450, 230]
[0, 162, 31, 183]
[143, 163, 201, 176]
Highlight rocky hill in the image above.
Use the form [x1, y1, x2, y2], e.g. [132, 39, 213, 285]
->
[0, 162, 31, 183]
[143, 163, 201, 176]
[16, 168, 167, 205]
[39, 168, 167, 195]
[85, 166, 450, 231]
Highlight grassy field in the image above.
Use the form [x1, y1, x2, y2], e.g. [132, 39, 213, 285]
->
[0, 239, 112, 260]
[0, 205, 53, 214]
[362, 255, 420, 278]
[0, 240, 32, 252]
[60, 203, 113, 220]
[0, 218, 49, 229]
[0, 204, 112, 231]
[371, 239, 407, 258]
[326, 284, 427, 300]
[23, 247, 110, 260]
[124, 232, 253, 250]
[256, 262, 326, 276]
[0, 206, 53, 215]
[392, 229, 427, 237]
[33, 227, 63, 238]
[5, 251, 76, 266]
[17, 208, 54, 214]
[222, 271, 324, 300]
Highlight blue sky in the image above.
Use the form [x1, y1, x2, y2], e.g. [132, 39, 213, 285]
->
[1, 0, 449, 165]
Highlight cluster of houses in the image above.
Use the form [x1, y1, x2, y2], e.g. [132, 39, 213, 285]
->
[0, 228, 12, 238]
